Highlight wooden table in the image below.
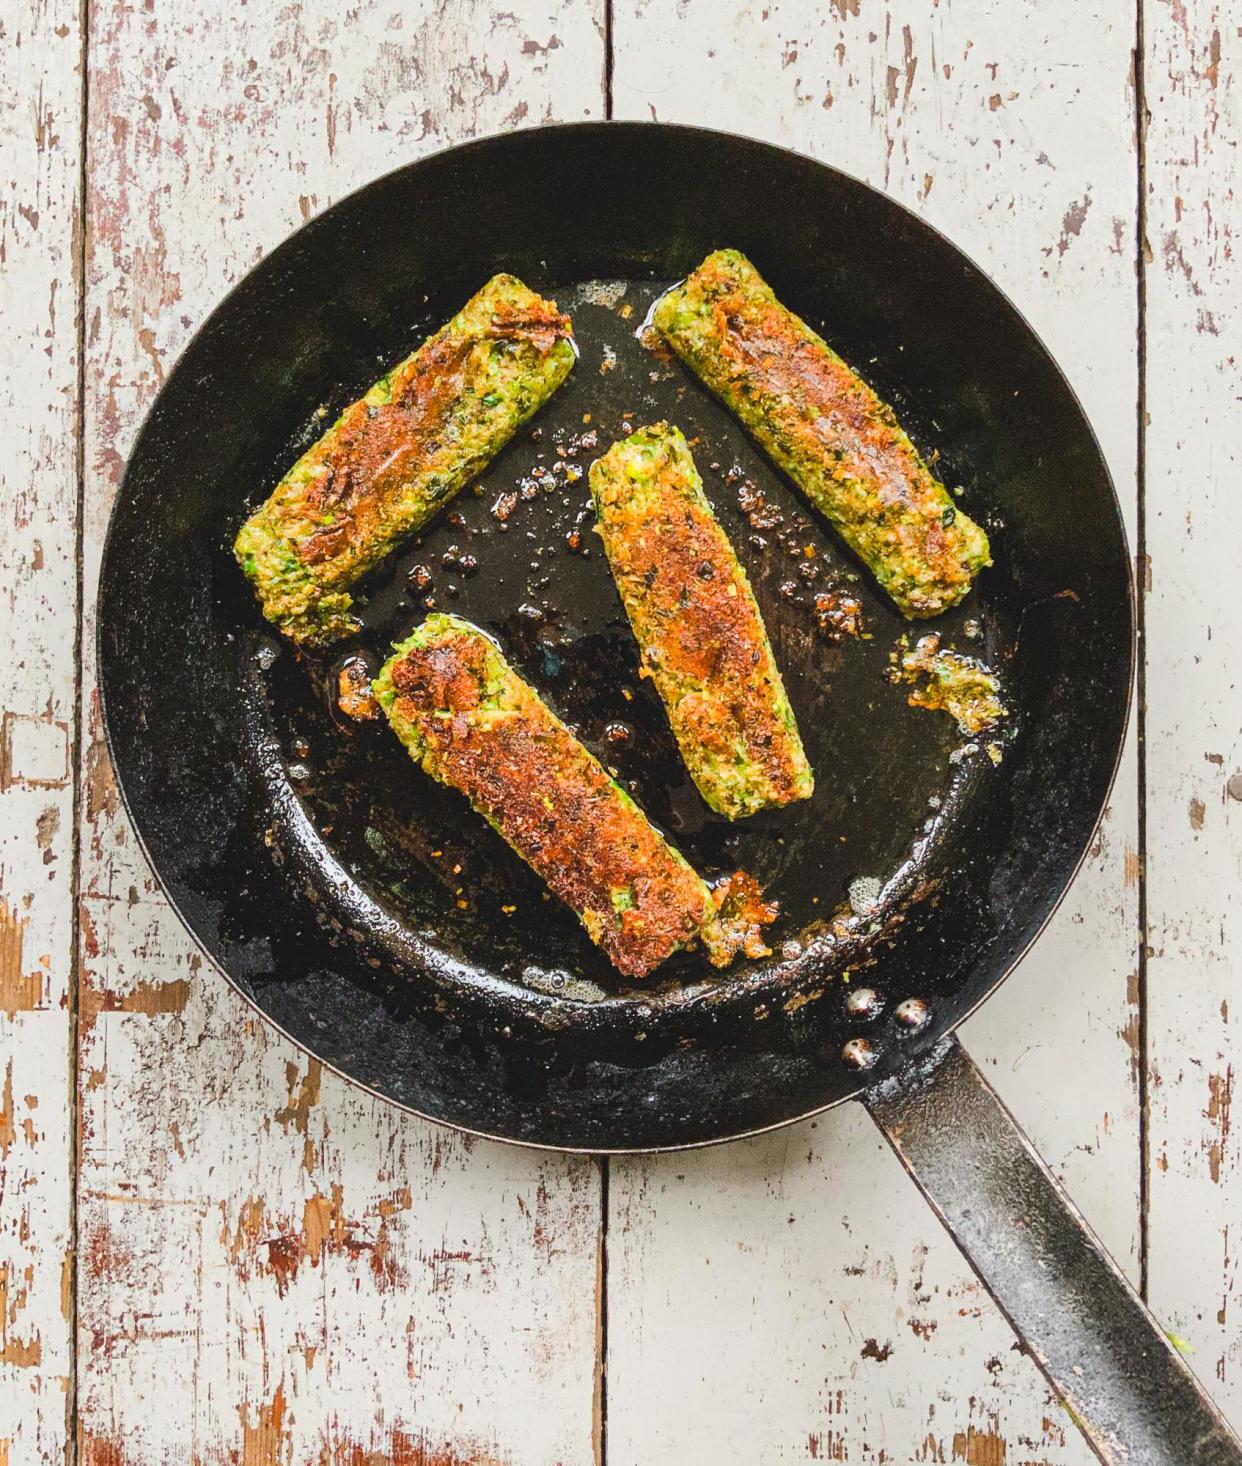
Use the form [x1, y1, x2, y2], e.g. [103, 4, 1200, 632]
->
[2, 1, 1237, 1460]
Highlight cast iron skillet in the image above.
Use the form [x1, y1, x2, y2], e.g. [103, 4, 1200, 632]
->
[98, 125, 1240, 1464]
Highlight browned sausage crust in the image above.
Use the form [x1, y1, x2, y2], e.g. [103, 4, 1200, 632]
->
[235, 276, 575, 645]
[373, 615, 775, 977]
[654, 250, 991, 618]
[590, 423, 813, 819]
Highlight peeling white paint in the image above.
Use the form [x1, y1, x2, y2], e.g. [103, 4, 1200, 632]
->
[1144, 0, 1242, 1418]
[0, 2, 82, 1461]
[609, 2, 1142, 1460]
[4, 0, 1239, 1461]
[74, 2, 605, 1461]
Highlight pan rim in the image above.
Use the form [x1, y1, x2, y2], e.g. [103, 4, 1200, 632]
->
[96, 119, 1137, 1153]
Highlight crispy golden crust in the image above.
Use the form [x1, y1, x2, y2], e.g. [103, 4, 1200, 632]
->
[234, 276, 575, 646]
[590, 424, 812, 819]
[379, 618, 717, 978]
[654, 251, 990, 618]
[298, 295, 569, 571]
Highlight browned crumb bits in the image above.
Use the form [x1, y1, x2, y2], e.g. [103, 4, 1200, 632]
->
[337, 658, 379, 721]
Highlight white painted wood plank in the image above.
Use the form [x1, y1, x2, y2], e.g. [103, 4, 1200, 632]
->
[0, 3, 82, 1463]
[76, 4, 604, 1462]
[610, 3, 1140, 1459]
[1143, 0, 1242, 1427]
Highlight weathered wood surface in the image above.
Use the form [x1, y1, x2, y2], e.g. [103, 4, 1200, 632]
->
[75, 4, 605, 1463]
[3, 0, 1240, 1462]
[609, 2, 1142, 1460]
[1144, 0, 1242, 1423]
[0, 2, 82, 1462]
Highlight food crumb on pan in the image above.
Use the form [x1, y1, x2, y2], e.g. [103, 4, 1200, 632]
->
[813, 584, 864, 641]
[337, 657, 379, 721]
[701, 870, 780, 966]
[889, 632, 1007, 736]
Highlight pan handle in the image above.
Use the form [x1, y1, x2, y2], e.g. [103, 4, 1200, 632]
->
[863, 1034, 1242, 1466]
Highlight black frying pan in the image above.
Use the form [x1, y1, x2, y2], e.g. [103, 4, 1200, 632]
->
[97, 124, 1239, 1464]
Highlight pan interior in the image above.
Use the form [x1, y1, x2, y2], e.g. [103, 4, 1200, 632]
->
[243, 275, 1001, 1006]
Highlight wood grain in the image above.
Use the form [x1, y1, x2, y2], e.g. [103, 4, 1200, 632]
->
[4, 1, 1239, 1460]
[1143, 0, 1242, 1424]
[0, 2, 82, 1462]
[609, 2, 1141, 1460]
[76, 3, 604, 1461]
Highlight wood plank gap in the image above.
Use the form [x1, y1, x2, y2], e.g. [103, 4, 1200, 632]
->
[66, 0, 92, 1458]
[594, 1155, 610, 1466]
[1134, 0, 1151, 1307]
[604, 0, 614, 119]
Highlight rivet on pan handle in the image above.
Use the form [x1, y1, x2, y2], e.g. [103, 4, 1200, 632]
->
[864, 1035, 1242, 1466]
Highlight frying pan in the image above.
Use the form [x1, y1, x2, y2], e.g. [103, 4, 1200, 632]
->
[97, 124, 1240, 1464]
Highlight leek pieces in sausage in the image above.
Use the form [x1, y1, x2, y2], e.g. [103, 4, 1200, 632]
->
[589, 423, 813, 820]
[373, 615, 775, 978]
[235, 275, 575, 647]
[653, 250, 990, 618]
